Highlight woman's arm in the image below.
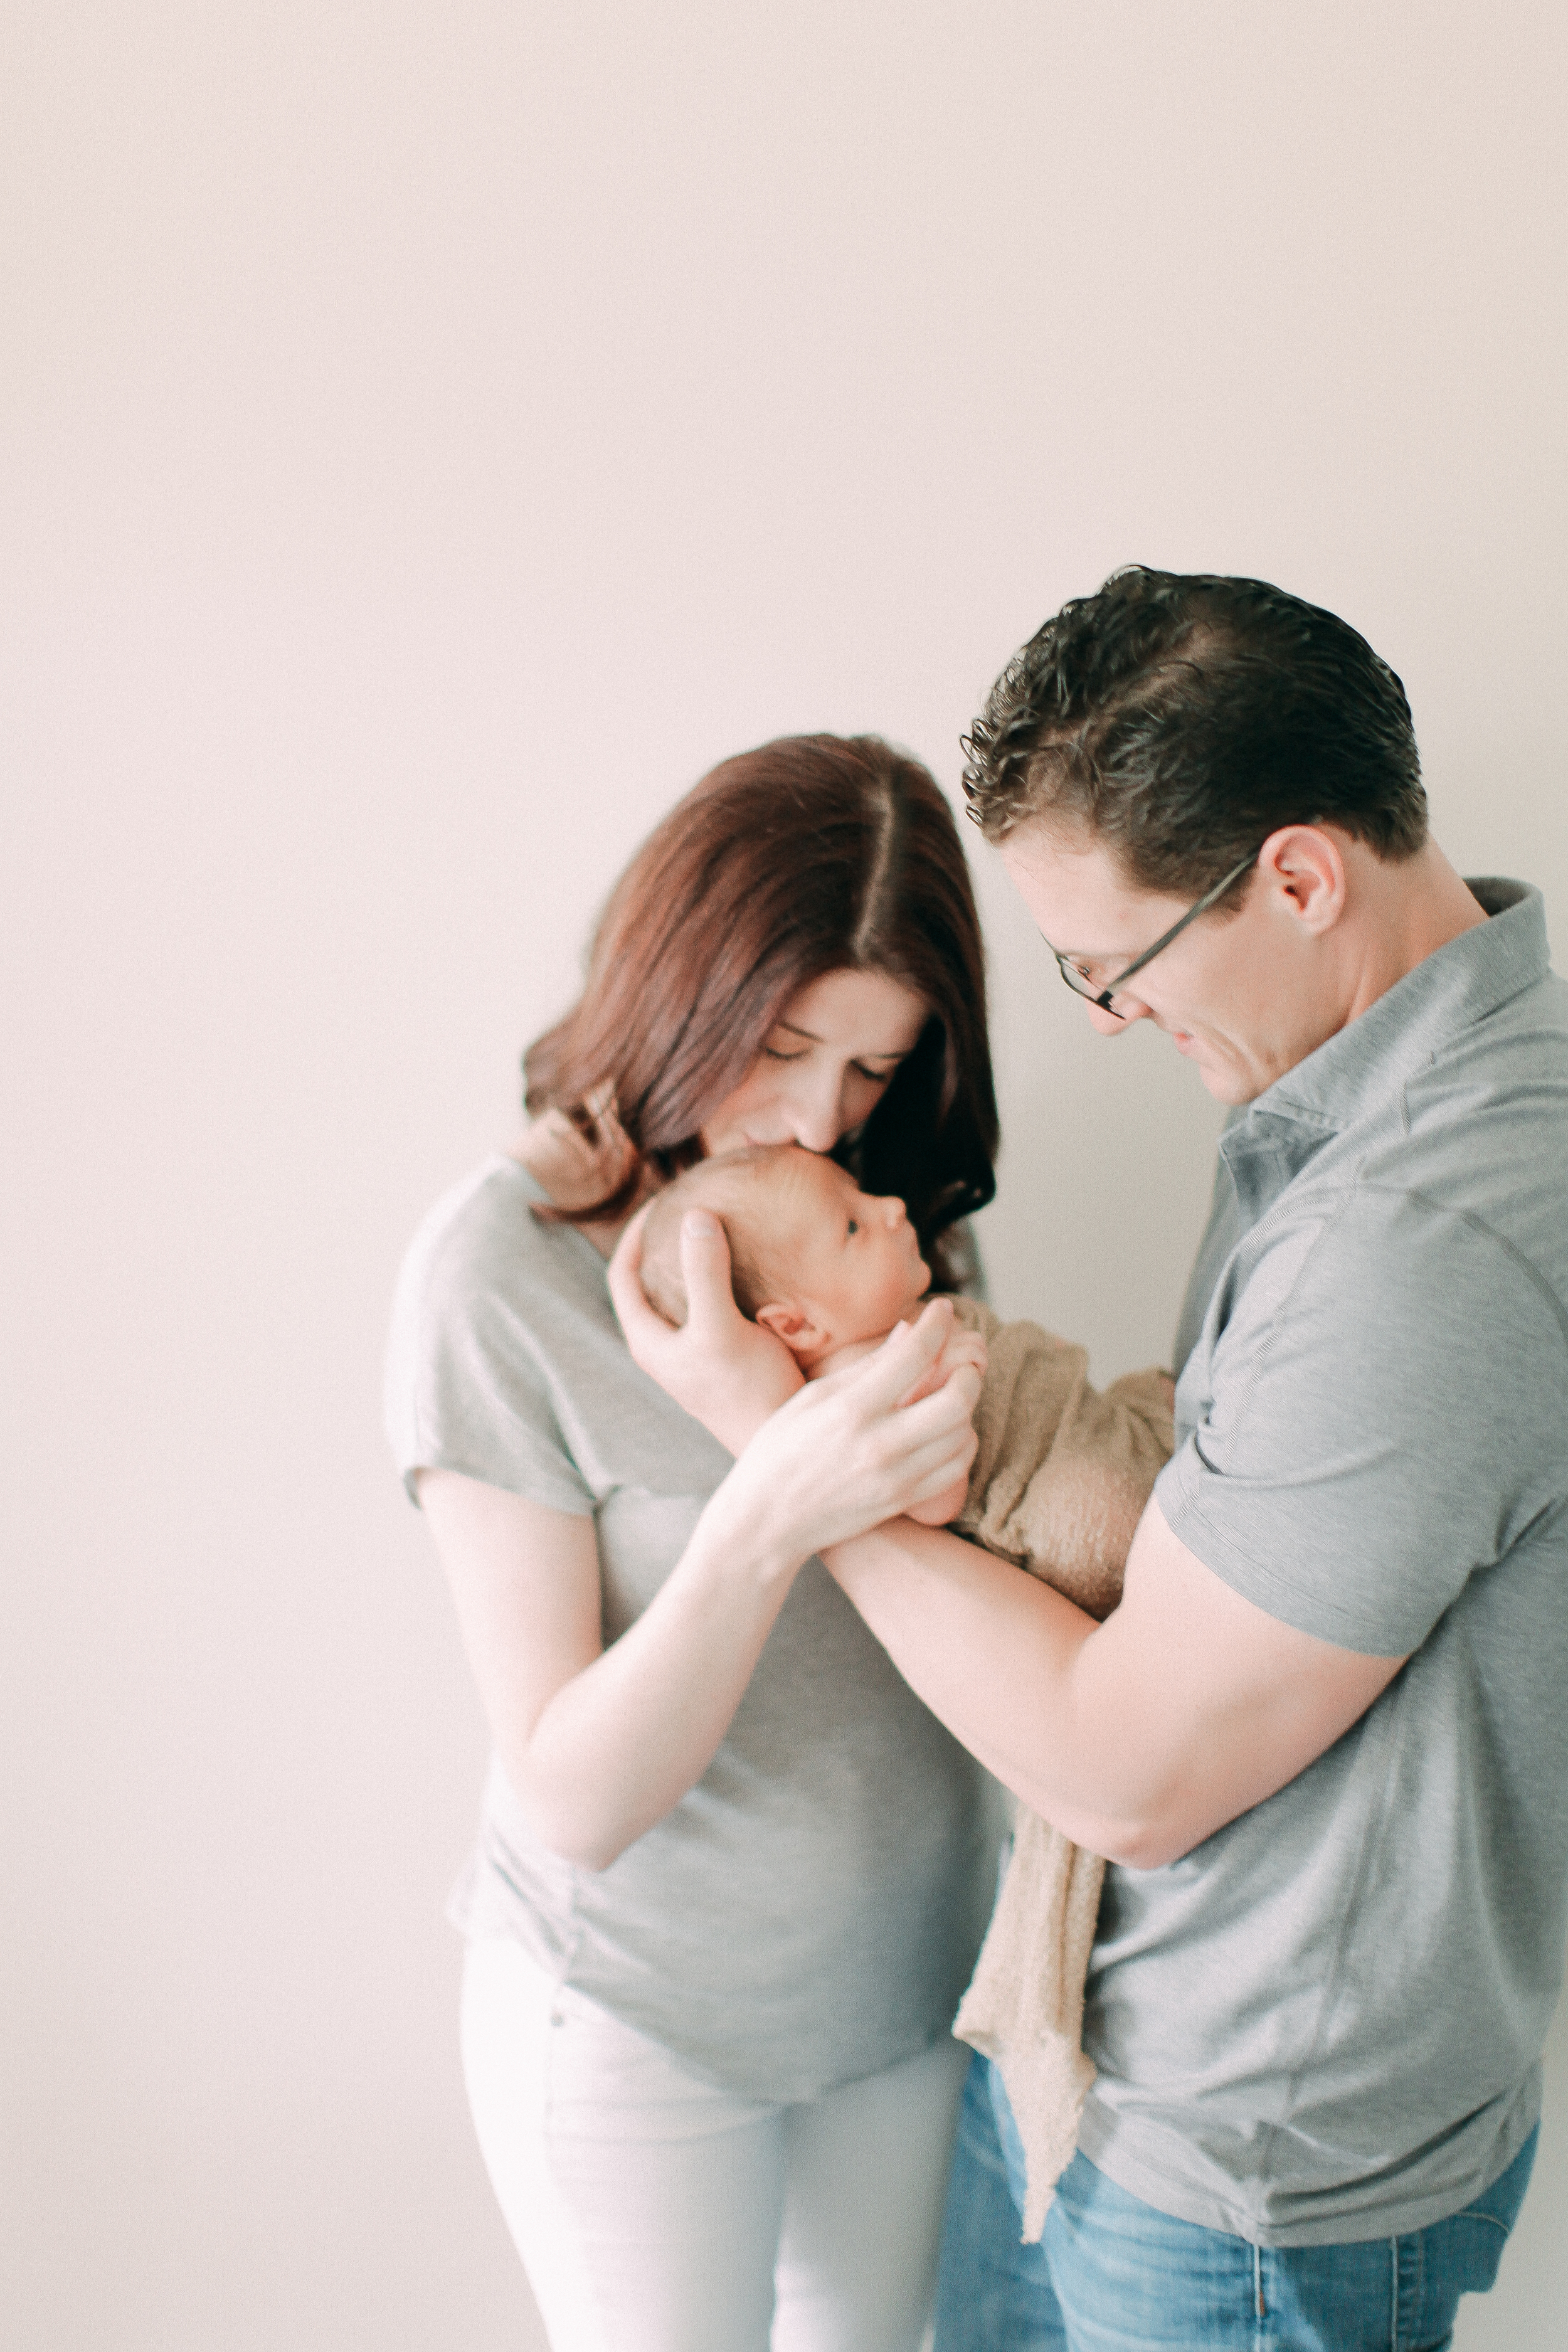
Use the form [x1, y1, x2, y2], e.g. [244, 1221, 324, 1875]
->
[421, 1470, 803, 1870]
[420, 1314, 983, 1872]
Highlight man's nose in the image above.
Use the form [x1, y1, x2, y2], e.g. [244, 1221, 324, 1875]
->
[1086, 995, 1149, 1036]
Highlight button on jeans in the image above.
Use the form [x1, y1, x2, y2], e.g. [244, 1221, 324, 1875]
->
[934, 2053, 1537, 2352]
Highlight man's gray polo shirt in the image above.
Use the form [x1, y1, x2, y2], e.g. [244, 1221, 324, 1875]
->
[1076, 880, 1568, 2246]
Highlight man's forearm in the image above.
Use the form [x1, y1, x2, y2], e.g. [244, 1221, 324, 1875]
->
[820, 1519, 1150, 1858]
[824, 1503, 1406, 1868]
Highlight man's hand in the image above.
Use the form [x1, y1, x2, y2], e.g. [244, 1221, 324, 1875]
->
[904, 1476, 972, 1528]
[608, 1203, 805, 1452]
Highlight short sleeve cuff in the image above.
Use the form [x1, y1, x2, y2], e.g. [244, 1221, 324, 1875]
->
[1155, 1443, 1425, 1657]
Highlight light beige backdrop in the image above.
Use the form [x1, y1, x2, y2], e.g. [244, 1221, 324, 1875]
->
[6, 5, 1564, 2347]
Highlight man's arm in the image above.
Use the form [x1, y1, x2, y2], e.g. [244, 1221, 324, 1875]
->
[612, 1188, 1409, 1860]
[824, 1498, 1406, 1867]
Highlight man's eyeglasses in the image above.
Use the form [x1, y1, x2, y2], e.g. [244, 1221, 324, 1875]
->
[1046, 848, 1260, 1019]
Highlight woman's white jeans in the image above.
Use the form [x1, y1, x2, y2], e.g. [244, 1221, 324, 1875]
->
[460, 1938, 970, 2352]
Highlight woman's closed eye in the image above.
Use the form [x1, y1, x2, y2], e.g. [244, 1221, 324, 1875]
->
[759, 1047, 901, 1086]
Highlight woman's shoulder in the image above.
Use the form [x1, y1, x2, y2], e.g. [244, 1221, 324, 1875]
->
[386, 1154, 627, 1508]
[389, 1152, 620, 1380]
[386, 1152, 728, 1510]
[398, 1152, 590, 1301]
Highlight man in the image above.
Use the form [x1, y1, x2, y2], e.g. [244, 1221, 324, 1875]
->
[613, 569, 1568, 2349]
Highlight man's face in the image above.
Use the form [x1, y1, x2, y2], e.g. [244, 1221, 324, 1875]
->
[999, 819, 1332, 1105]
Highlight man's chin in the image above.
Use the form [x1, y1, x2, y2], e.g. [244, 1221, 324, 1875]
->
[1198, 1062, 1264, 1106]
[1177, 1044, 1252, 1104]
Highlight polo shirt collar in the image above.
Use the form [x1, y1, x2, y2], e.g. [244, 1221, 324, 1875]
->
[1229, 879, 1549, 1147]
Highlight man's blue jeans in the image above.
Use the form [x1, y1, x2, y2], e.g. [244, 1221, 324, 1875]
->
[934, 2054, 1537, 2351]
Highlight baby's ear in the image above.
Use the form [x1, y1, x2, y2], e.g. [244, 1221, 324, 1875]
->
[755, 1300, 826, 1357]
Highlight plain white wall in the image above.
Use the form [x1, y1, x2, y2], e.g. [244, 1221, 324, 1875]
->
[5, 5, 1564, 2346]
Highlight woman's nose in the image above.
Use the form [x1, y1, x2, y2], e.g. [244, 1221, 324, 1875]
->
[785, 1069, 846, 1153]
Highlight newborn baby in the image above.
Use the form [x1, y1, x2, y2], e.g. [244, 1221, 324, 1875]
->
[641, 1139, 938, 1367]
[642, 1142, 1171, 1583]
[642, 1145, 1175, 2235]
[642, 1142, 983, 1522]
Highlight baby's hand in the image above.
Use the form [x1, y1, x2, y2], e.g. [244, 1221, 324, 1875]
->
[518, 1085, 636, 1212]
[898, 1320, 987, 1407]
[896, 1319, 984, 1525]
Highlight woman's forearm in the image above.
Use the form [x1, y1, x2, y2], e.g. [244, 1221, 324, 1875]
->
[521, 1367, 981, 1865]
[515, 1490, 808, 1870]
[425, 1467, 812, 1874]
[446, 1320, 985, 1871]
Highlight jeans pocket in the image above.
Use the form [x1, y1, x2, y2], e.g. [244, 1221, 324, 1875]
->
[1409, 2127, 1539, 2344]
[1437, 2210, 1512, 2299]
[1456, 2122, 1538, 2237]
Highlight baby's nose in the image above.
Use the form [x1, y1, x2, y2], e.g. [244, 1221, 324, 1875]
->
[882, 1195, 907, 1226]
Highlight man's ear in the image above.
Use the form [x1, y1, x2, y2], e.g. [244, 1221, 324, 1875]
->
[755, 1299, 831, 1358]
[1258, 824, 1348, 936]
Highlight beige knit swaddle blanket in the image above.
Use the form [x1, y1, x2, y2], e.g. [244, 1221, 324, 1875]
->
[947, 1301, 1174, 2241]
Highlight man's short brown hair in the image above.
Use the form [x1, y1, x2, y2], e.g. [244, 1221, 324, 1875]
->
[961, 568, 1428, 906]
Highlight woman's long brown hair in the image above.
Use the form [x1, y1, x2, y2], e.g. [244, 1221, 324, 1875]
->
[524, 734, 999, 1283]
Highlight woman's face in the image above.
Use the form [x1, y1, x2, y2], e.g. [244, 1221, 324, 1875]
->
[700, 968, 930, 1159]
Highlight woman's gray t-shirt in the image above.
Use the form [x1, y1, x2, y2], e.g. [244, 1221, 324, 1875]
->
[386, 1155, 996, 2103]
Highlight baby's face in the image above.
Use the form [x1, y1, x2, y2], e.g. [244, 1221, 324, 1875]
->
[766, 1152, 930, 1344]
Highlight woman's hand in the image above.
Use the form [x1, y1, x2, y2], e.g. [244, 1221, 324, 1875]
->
[608, 1203, 805, 1452]
[516, 1083, 637, 1212]
[708, 1298, 984, 1567]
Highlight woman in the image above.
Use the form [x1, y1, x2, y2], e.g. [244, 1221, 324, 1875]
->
[386, 734, 1000, 2352]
